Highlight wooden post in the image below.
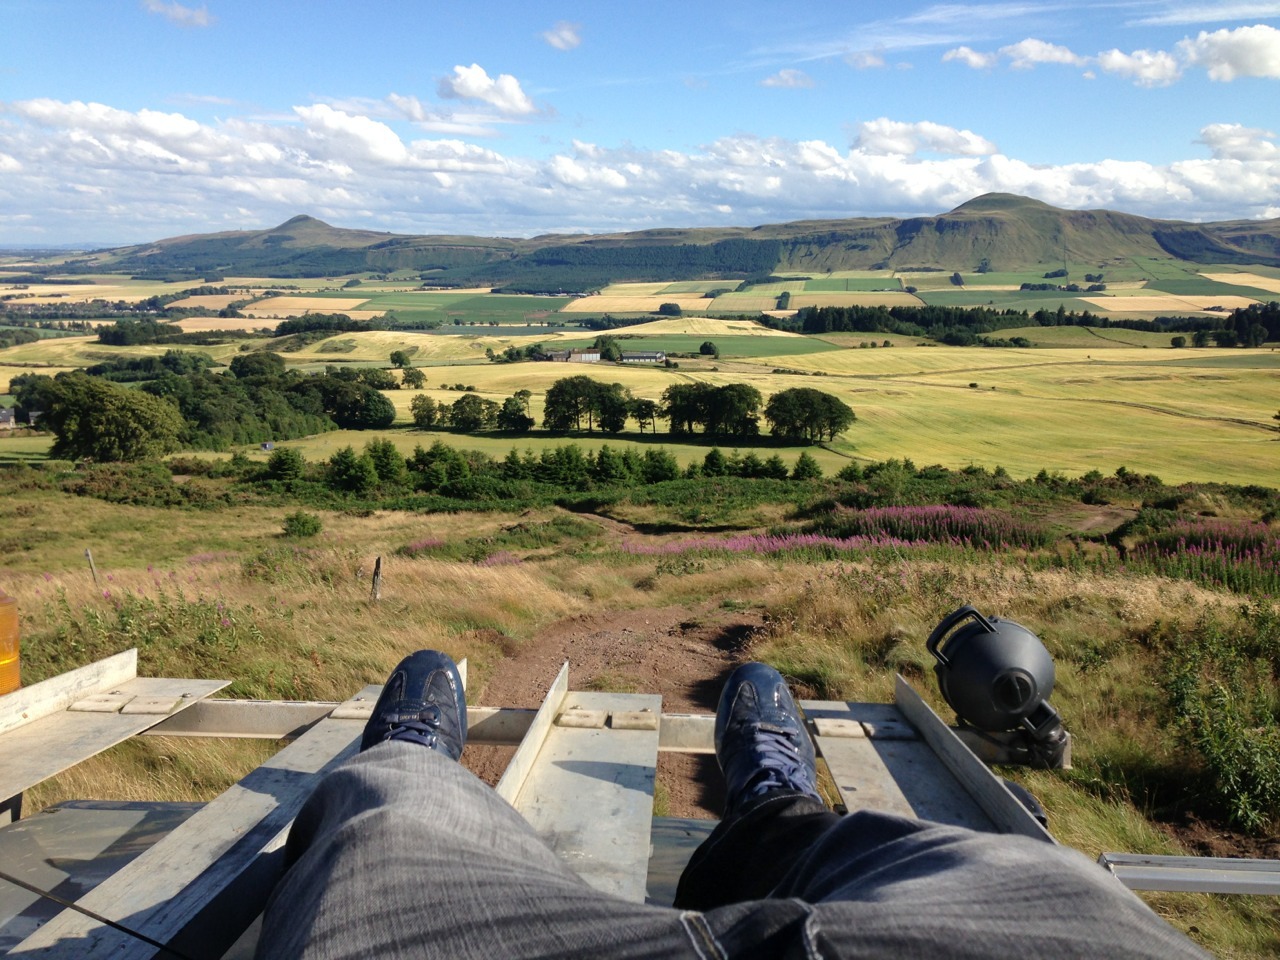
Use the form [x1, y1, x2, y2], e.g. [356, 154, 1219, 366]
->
[370, 556, 382, 601]
[85, 548, 99, 586]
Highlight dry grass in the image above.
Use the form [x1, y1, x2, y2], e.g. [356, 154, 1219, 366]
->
[25, 738, 278, 813]
[1082, 295, 1261, 313]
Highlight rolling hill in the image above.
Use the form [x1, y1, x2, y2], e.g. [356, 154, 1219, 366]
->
[62, 194, 1280, 286]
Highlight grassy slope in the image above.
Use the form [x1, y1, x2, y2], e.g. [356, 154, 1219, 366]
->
[2, 485, 1275, 956]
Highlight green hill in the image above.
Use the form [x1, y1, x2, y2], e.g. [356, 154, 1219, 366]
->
[65, 195, 1280, 286]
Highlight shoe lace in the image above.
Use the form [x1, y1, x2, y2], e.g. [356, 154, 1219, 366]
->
[741, 720, 813, 796]
[382, 704, 442, 748]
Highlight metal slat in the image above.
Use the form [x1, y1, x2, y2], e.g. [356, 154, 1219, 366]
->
[0, 651, 138, 735]
[0, 678, 229, 803]
[892, 675, 1055, 843]
[803, 699, 994, 829]
[1100, 853, 1280, 895]
[9, 687, 379, 960]
[511, 691, 662, 902]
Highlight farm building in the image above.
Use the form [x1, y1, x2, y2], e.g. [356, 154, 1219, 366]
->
[546, 349, 601, 363]
[0, 408, 14, 430]
[620, 351, 667, 364]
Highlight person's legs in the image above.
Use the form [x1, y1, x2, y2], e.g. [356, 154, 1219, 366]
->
[679, 662, 1209, 958]
[780, 811, 1212, 959]
[257, 744, 704, 960]
[676, 662, 838, 908]
[257, 651, 704, 960]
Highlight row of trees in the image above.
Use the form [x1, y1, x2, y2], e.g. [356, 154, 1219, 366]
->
[793, 300, 1279, 345]
[407, 374, 854, 444]
[266, 438, 826, 500]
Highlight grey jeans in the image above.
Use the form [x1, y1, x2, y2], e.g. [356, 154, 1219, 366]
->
[256, 744, 1209, 959]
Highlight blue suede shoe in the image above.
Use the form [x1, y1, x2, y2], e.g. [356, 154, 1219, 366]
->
[359, 650, 467, 760]
[715, 662, 819, 815]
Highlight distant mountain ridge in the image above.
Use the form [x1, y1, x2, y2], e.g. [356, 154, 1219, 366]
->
[82, 194, 1280, 286]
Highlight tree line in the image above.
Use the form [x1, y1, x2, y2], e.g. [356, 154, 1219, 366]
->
[263, 437, 826, 501]
[790, 300, 1279, 345]
[410, 374, 855, 444]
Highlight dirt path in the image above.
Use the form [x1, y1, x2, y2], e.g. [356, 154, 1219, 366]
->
[463, 601, 764, 818]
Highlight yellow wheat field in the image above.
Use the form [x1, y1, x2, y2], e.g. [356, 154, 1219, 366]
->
[1082, 295, 1261, 313]
[240, 296, 372, 316]
[168, 295, 244, 311]
[1201, 272, 1280, 294]
[585, 316, 801, 337]
[170, 317, 281, 333]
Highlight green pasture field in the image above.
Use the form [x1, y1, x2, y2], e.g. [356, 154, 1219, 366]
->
[0, 325, 82, 340]
[1144, 277, 1277, 301]
[378, 293, 573, 326]
[915, 290, 1095, 309]
[0, 434, 52, 464]
[941, 270, 1069, 287]
[803, 278, 903, 292]
[1122, 258, 1204, 281]
[738, 281, 806, 295]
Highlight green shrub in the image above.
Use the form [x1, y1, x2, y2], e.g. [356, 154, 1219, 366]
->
[1160, 605, 1280, 832]
[282, 510, 323, 538]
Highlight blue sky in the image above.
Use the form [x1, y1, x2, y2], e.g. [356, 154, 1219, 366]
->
[1, 0, 1279, 244]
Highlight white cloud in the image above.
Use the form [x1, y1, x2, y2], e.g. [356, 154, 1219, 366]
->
[549, 154, 627, 189]
[1131, 3, 1280, 26]
[998, 38, 1086, 69]
[1198, 122, 1279, 159]
[293, 104, 408, 165]
[951, 25, 1280, 86]
[761, 69, 814, 88]
[846, 51, 886, 69]
[542, 21, 581, 51]
[1178, 24, 1280, 80]
[902, 4, 1051, 27]
[1096, 48, 1183, 86]
[943, 46, 998, 69]
[437, 64, 536, 116]
[2, 97, 1279, 244]
[141, 0, 213, 28]
[948, 37, 1088, 72]
[853, 118, 997, 156]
